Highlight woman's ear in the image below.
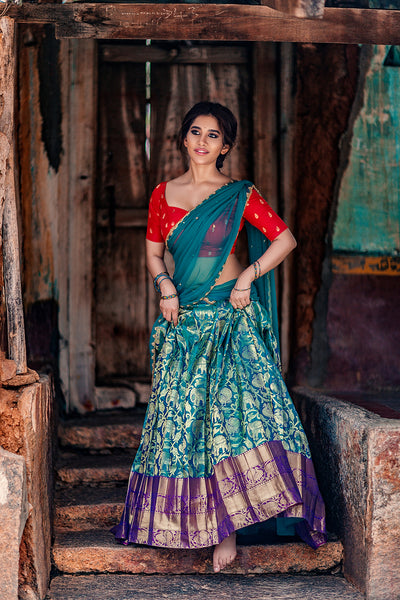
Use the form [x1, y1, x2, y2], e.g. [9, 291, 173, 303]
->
[183, 137, 188, 148]
[220, 145, 230, 155]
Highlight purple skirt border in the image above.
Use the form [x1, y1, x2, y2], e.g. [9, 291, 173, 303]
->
[111, 440, 327, 550]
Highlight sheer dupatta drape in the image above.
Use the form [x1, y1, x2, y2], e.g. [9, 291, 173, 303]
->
[165, 179, 279, 345]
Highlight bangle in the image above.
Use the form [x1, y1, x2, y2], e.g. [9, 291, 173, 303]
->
[233, 286, 251, 292]
[156, 276, 170, 288]
[161, 293, 177, 300]
[153, 272, 170, 292]
[253, 260, 261, 280]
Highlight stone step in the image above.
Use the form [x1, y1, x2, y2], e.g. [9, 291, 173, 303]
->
[47, 574, 363, 600]
[55, 486, 125, 531]
[56, 452, 134, 487]
[52, 529, 343, 576]
[58, 409, 146, 452]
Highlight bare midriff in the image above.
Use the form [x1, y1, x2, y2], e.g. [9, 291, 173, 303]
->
[215, 254, 244, 285]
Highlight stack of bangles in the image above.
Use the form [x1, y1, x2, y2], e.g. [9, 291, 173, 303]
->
[153, 272, 178, 300]
[253, 259, 261, 280]
[233, 260, 262, 292]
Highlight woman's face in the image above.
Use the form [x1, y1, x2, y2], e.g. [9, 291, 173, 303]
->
[184, 115, 230, 167]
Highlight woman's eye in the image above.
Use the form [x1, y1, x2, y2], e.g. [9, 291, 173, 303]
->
[190, 129, 200, 135]
[209, 133, 218, 139]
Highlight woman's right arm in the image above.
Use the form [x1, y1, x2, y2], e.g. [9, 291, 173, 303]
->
[146, 240, 179, 326]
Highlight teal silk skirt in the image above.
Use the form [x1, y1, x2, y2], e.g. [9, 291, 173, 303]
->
[111, 281, 326, 549]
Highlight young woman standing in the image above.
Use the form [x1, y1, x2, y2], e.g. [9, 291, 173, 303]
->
[112, 102, 327, 573]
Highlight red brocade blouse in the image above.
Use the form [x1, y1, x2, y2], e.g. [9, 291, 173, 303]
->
[146, 181, 287, 253]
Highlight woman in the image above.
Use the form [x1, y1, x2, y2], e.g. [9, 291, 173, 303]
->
[112, 102, 326, 573]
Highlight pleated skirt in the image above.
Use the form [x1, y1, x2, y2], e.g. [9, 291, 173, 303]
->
[111, 293, 326, 550]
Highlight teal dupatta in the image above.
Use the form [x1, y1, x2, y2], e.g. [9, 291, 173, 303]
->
[163, 179, 280, 345]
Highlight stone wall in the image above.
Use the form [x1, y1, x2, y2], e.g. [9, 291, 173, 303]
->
[292, 387, 400, 600]
[0, 376, 56, 600]
[0, 447, 30, 600]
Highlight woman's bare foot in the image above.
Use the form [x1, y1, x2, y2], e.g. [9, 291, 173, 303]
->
[213, 532, 237, 573]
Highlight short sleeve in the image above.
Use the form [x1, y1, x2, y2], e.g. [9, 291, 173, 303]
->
[146, 184, 165, 243]
[243, 187, 288, 241]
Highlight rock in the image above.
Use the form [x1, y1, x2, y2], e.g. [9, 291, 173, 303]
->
[94, 386, 136, 410]
[58, 410, 144, 451]
[0, 352, 17, 381]
[52, 529, 342, 576]
[133, 381, 151, 404]
[56, 452, 132, 487]
[47, 573, 363, 600]
[292, 386, 400, 600]
[0, 447, 30, 600]
[0, 377, 54, 600]
[3, 368, 40, 388]
[54, 486, 124, 531]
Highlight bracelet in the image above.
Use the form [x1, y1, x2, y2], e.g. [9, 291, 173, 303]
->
[160, 293, 178, 300]
[253, 260, 261, 280]
[233, 286, 251, 292]
[153, 272, 170, 292]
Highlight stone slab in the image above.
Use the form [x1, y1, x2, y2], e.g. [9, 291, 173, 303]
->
[47, 574, 363, 600]
[52, 529, 342, 576]
[55, 486, 125, 531]
[2, 368, 40, 388]
[56, 452, 133, 486]
[367, 428, 400, 600]
[292, 386, 400, 600]
[59, 410, 145, 451]
[0, 353, 17, 381]
[0, 447, 30, 600]
[0, 377, 55, 600]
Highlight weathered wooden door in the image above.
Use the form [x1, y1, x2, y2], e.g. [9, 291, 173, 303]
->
[94, 41, 253, 408]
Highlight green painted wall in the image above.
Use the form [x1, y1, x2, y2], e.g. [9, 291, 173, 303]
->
[333, 45, 400, 255]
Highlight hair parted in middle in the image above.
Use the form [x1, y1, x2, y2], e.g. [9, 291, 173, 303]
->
[178, 101, 237, 170]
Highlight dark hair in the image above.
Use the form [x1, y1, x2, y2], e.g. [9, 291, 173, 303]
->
[178, 101, 237, 170]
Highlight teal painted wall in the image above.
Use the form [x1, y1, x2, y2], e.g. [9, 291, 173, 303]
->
[333, 45, 400, 255]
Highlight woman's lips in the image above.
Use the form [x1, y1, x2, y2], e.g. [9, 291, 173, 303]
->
[195, 148, 209, 154]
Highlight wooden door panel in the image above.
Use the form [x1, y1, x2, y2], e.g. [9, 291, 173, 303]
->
[95, 42, 252, 386]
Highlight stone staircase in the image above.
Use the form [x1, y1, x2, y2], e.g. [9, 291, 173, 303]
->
[49, 407, 346, 596]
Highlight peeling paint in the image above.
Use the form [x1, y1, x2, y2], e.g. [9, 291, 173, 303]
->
[334, 45, 400, 255]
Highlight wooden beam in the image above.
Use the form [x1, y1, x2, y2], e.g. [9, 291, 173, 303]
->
[7, 4, 400, 44]
[101, 44, 249, 64]
[0, 17, 27, 374]
[260, 0, 325, 20]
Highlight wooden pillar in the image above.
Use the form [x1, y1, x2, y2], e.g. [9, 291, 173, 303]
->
[0, 17, 27, 374]
[66, 39, 97, 412]
[278, 42, 297, 376]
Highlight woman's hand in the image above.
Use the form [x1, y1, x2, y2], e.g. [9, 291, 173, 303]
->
[159, 279, 179, 326]
[229, 269, 253, 310]
[160, 296, 179, 326]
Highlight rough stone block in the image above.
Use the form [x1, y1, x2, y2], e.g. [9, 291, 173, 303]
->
[367, 428, 400, 600]
[52, 529, 343, 576]
[0, 352, 17, 381]
[292, 386, 400, 600]
[59, 411, 144, 451]
[48, 574, 364, 600]
[0, 377, 55, 600]
[0, 447, 30, 600]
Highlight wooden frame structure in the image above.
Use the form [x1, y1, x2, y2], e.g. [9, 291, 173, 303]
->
[1, 1, 400, 390]
[7, 3, 400, 44]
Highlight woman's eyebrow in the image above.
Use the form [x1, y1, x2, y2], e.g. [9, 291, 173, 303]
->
[190, 126, 221, 134]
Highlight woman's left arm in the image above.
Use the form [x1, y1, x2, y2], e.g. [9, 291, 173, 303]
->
[229, 229, 297, 309]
